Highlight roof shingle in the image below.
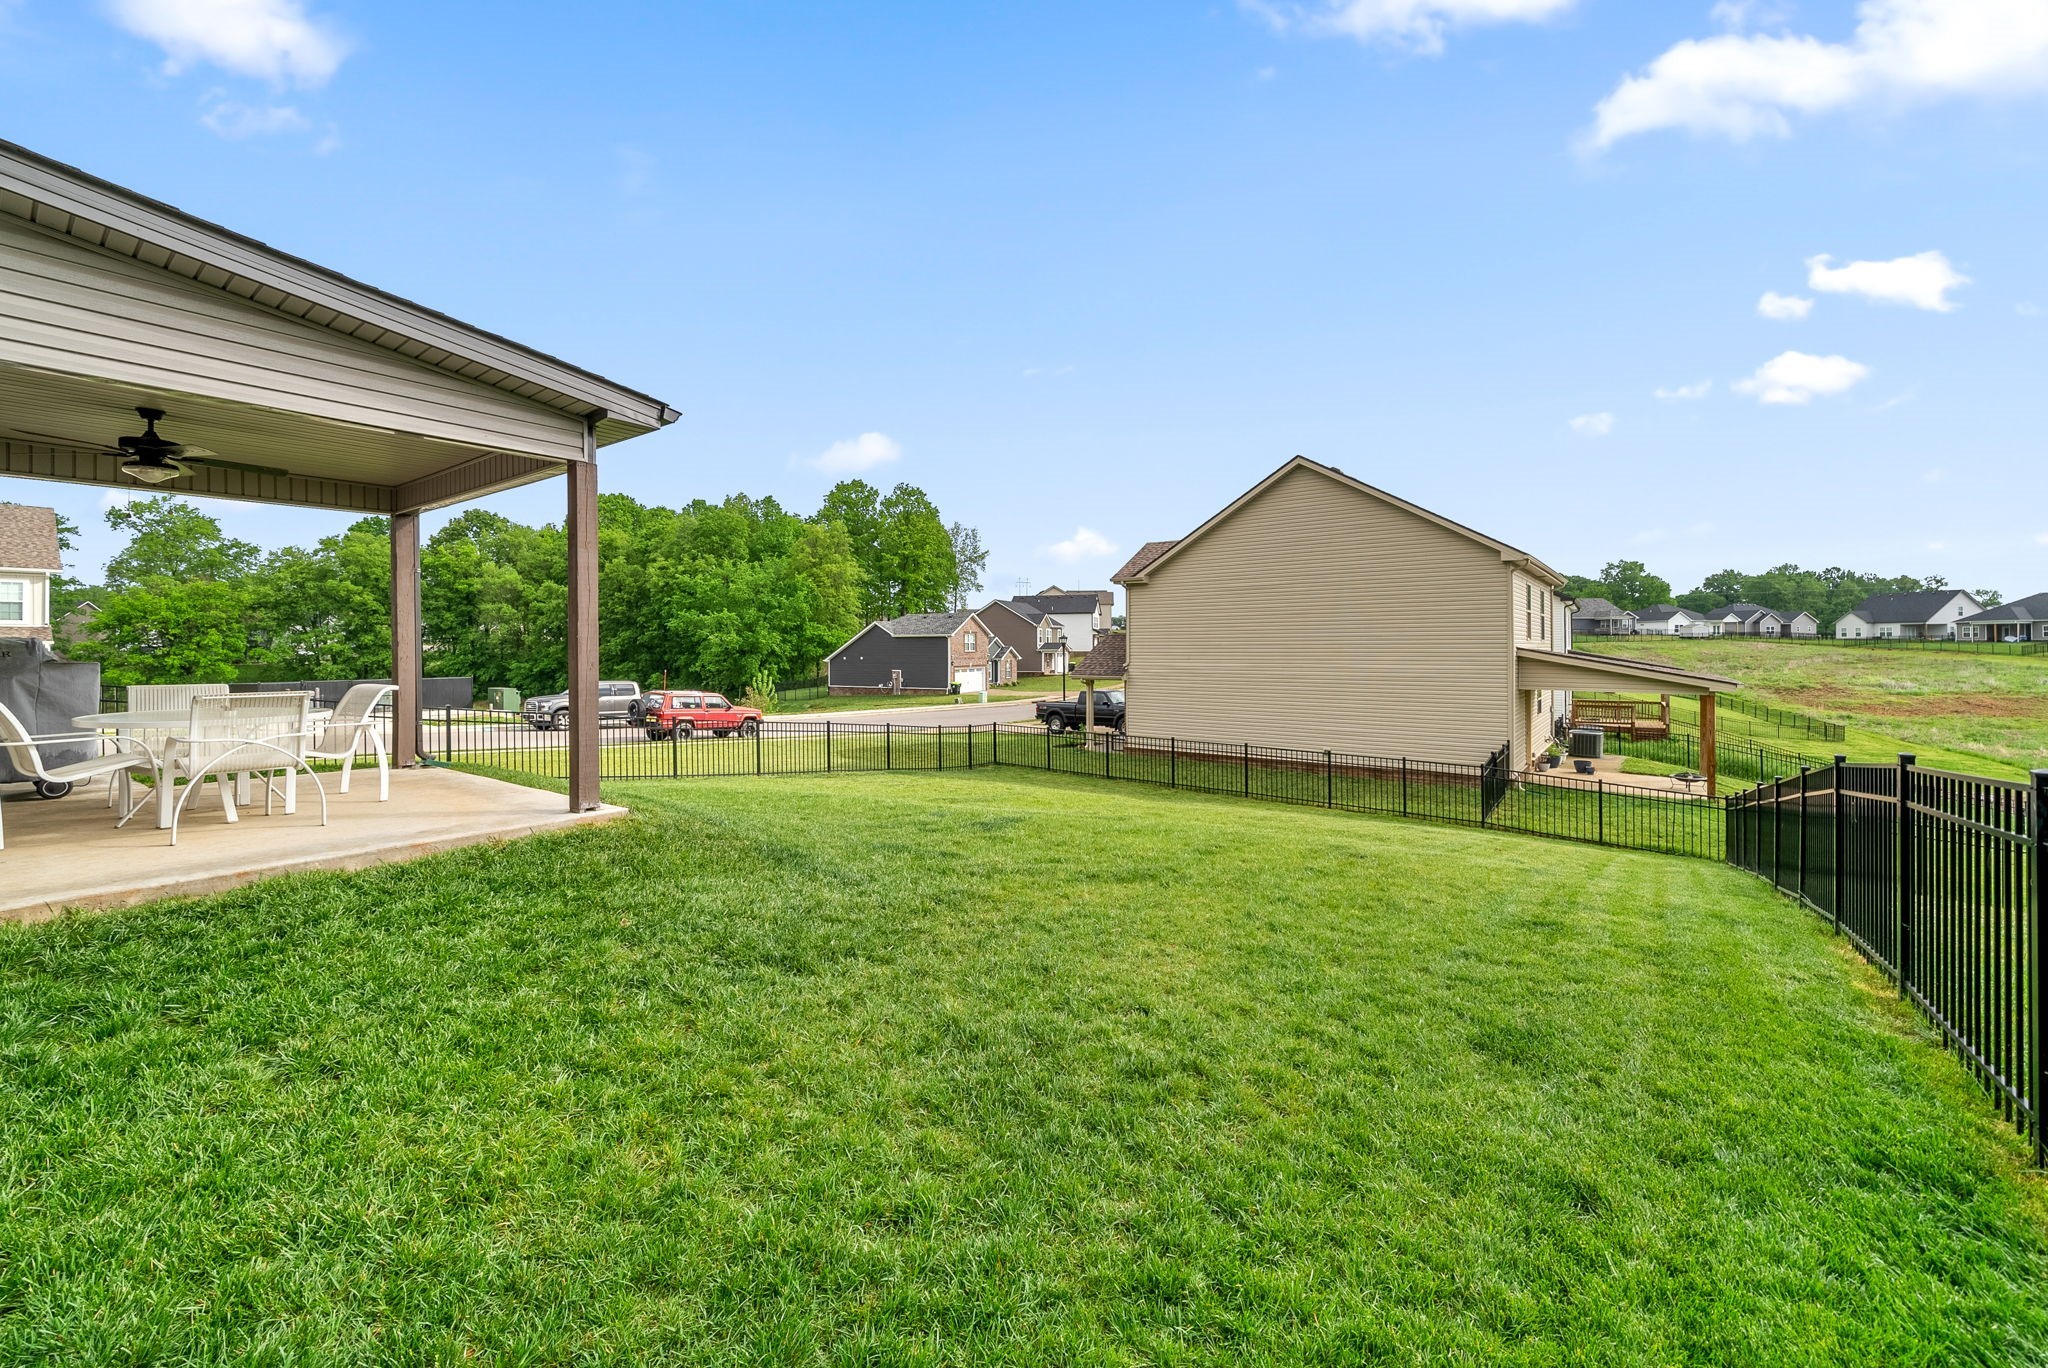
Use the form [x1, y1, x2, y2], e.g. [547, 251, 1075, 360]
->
[0, 504, 62, 571]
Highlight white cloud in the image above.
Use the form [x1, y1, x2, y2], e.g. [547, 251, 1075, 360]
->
[1807, 250, 1968, 311]
[1757, 290, 1813, 320]
[108, 0, 351, 86]
[1046, 527, 1118, 563]
[198, 95, 309, 138]
[1585, 0, 2048, 151]
[1568, 411, 1615, 436]
[1923, 466, 1944, 483]
[808, 432, 902, 475]
[1733, 350, 1871, 404]
[1243, 0, 1576, 55]
[2036, 531, 2048, 545]
[2019, 302, 2042, 316]
[1654, 380, 1712, 400]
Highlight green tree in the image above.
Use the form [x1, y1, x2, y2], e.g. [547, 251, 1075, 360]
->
[103, 496, 259, 589]
[1595, 560, 1672, 613]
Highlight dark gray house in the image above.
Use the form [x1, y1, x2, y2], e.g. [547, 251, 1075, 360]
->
[1569, 597, 1636, 636]
[977, 598, 1066, 674]
[1955, 592, 2048, 643]
[827, 610, 1016, 695]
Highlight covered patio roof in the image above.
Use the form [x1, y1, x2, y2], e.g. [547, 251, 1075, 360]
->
[1516, 647, 1740, 697]
[0, 139, 678, 812]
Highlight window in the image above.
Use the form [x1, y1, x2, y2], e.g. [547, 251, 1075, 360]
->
[705, 695, 730, 709]
[0, 581, 21, 623]
[964, 631, 977, 652]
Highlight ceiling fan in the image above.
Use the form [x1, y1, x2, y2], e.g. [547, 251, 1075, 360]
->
[6, 407, 291, 486]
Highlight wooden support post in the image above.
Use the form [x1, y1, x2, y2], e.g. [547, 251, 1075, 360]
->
[391, 510, 422, 768]
[565, 437, 601, 813]
[1659, 693, 1671, 736]
[1699, 691, 1718, 795]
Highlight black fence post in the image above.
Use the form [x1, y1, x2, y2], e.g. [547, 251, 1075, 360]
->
[1897, 753, 1916, 1000]
[1104, 729, 1112, 780]
[826, 720, 834, 773]
[885, 723, 892, 771]
[1243, 743, 1251, 797]
[1798, 765, 1811, 906]
[1325, 750, 1333, 808]
[1400, 757, 1409, 815]
[2031, 769, 2047, 1169]
[1771, 775, 1784, 888]
[1045, 723, 1052, 772]
[1832, 754, 1847, 933]
[1597, 779, 1605, 846]
[755, 721, 762, 775]
[1169, 737, 1177, 789]
[967, 725, 975, 770]
[937, 724, 944, 772]
[671, 720, 680, 778]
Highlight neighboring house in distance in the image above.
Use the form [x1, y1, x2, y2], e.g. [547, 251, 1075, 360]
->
[0, 503, 62, 641]
[55, 599, 99, 646]
[1569, 597, 1637, 637]
[1782, 611, 1820, 638]
[1954, 592, 2048, 643]
[1111, 456, 1736, 767]
[1835, 590, 1983, 640]
[1702, 603, 1790, 637]
[827, 610, 1015, 694]
[978, 598, 1072, 675]
[1632, 604, 1704, 636]
[1013, 589, 1112, 655]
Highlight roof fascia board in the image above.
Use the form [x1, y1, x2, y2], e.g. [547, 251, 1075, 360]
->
[1124, 456, 1564, 587]
[0, 140, 677, 435]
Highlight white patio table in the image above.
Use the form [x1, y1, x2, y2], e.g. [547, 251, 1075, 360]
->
[72, 707, 332, 829]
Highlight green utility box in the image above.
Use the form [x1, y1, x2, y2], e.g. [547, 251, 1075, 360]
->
[488, 686, 522, 713]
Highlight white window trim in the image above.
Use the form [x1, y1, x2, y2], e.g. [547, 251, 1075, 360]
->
[0, 578, 26, 623]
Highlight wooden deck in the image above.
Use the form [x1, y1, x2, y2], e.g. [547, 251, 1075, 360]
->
[1570, 697, 1671, 740]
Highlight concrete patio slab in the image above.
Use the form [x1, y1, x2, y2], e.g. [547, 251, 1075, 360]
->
[0, 766, 627, 925]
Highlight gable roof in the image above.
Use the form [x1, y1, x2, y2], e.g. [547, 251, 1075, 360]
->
[1958, 592, 2048, 624]
[877, 610, 982, 638]
[0, 503, 62, 570]
[1633, 604, 1694, 623]
[981, 597, 1048, 625]
[1709, 602, 1785, 622]
[1016, 592, 1103, 615]
[1846, 589, 1977, 624]
[0, 138, 677, 442]
[1113, 540, 1178, 583]
[1571, 597, 1633, 620]
[1113, 457, 1564, 589]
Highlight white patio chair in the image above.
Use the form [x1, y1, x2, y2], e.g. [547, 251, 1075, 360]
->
[170, 692, 327, 846]
[0, 701, 157, 852]
[126, 682, 231, 712]
[300, 683, 394, 800]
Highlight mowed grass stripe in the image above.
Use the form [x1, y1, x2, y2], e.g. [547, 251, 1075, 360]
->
[0, 768, 2042, 1364]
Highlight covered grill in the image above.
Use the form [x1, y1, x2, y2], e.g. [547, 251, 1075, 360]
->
[0, 637, 102, 789]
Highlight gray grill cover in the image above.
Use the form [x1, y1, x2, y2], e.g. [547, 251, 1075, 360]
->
[0, 638, 102, 782]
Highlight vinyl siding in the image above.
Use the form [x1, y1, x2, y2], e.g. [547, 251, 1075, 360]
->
[0, 213, 585, 463]
[1126, 464, 1515, 765]
[829, 626, 949, 689]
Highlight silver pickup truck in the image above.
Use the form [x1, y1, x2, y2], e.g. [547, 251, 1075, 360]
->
[521, 679, 645, 731]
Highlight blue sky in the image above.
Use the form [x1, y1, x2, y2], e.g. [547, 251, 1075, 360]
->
[2, 1, 2045, 602]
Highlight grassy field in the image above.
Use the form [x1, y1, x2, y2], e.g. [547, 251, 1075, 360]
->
[2, 768, 2043, 1364]
[1577, 637, 2048, 779]
[771, 678, 1108, 716]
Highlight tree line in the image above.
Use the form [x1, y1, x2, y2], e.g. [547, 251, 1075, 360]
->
[55, 482, 985, 695]
[1561, 560, 2004, 629]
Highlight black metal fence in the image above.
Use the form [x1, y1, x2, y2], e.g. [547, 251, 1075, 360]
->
[1716, 691, 1847, 742]
[1728, 758, 2046, 1164]
[426, 711, 1726, 861]
[1600, 730, 1837, 792]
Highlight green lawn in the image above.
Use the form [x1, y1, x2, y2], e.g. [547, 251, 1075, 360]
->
[2, 769, 2043, 1364]
[771, 678, 1096, 716]
[1577, 638, 2048, 778]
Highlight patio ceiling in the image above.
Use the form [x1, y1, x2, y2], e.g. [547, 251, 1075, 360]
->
[0, 137, 678, 514]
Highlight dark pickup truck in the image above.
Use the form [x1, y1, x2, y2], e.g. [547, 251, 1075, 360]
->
[1035, 689, 1125, 734]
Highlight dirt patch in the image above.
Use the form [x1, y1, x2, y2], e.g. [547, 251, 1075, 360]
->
[1772, 687, 2048, 720]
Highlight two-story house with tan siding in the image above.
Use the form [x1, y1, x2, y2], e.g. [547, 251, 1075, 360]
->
[1111, 458, 1736, 769]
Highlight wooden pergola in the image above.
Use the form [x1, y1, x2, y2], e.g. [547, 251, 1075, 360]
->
[0, 140, 677, 812]
[1515, 648, 1738, 792]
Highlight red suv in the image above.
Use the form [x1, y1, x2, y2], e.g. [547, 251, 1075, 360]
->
[640, 690, 763, 740]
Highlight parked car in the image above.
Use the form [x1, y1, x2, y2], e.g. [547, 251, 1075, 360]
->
[1035, 689, 1125, 734]
[641, 690, 764, 740]
[521, 679, 645, 731]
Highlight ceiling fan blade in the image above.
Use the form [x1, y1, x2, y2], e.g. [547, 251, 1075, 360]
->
[0, 427, 123, 454]
[181, 454, 292, 478]
[164, 442, 219, 460]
